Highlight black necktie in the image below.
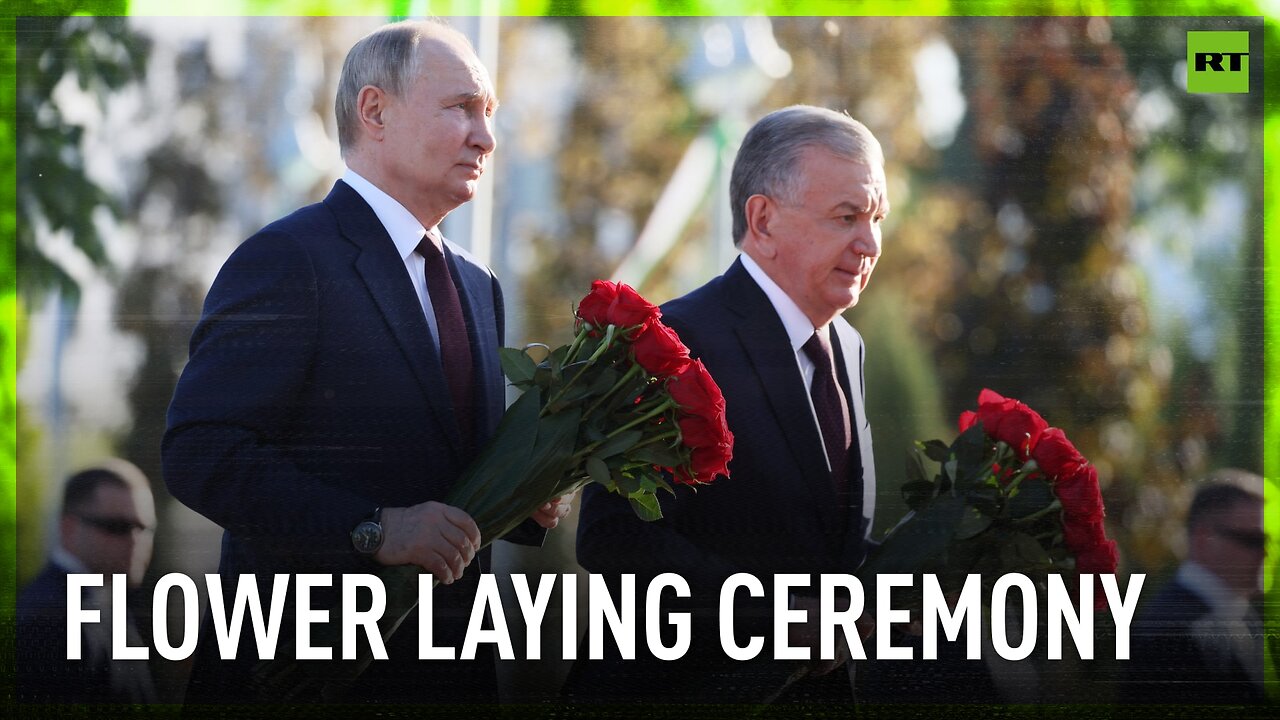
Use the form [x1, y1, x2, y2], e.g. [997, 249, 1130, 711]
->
[802, 329, 851, 498]
[417, 236, 474, 446]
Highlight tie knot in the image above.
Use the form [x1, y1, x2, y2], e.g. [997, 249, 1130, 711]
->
[416, 235, 444, 260]
[802, 329, 834, 366]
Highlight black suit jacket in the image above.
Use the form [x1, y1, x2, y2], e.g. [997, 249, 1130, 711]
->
[569, 258, 877, 701]
[163, 180, 516, 702]
[16, 562, 157, 704]
[1124, 574, 1266, 704]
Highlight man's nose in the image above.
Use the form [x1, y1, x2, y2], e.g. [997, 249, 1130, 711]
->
[851, 221, 880, 258]
[472, 115, 496, 155]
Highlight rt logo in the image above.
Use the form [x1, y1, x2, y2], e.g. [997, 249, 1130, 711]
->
[1187, 31, 1249, 93]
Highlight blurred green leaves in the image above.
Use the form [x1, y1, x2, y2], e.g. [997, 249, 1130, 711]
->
[16, 15, 148, 303]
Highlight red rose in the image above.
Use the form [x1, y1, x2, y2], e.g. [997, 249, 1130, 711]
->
[974, 389, 1048, 459]
[1074, 538, 1118, 577]
[1031, 427, 1086, 479]
[668, 360, 725, 418]
[1054, 464, 1104, 524]
[958, 410, 978, 433]
[1062, 516, 1107, 554]
[684, 444, 731, 484]
[679, 414, 721, 449]
[632, 320, 692, 378]
[576, 280, 659, 332]
[1075, 538, 1118, 609]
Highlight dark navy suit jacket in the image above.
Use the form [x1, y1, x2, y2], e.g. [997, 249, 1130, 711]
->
[163, 180, 514, 702]
[569, 258, 877, 701]
[1124, 576, 1265, 704]
[16, 562, 156, 704]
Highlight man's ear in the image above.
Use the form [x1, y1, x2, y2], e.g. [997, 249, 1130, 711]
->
[356, 85, 389, 142]
[744, 194, 778, 258]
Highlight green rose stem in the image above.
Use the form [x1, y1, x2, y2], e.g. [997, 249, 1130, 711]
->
[579, 362, 646, 423]
[1001, 459, 1040, 496]
[542, 325, 614, 414]
[1011, 498, 1063, 525]
[587, 397, 674, 445]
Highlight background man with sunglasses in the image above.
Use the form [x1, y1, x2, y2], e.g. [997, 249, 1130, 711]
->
[1125, 468, 1269, 703]
[16, 460, 158, 703]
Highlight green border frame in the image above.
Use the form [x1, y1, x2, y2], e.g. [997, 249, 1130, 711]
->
[2, 0, 1277, 715]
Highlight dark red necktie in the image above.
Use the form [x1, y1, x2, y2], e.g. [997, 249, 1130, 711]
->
[417, 236, 474, 446]
[802, 329, 851, 498]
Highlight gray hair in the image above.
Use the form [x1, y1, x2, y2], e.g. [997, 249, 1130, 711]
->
[729, 105, 884, 245]
[335, 19, 460, 157]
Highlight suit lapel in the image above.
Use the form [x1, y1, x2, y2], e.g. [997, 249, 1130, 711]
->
[325, 181, 464, 454]
[832, 317, 877, 560]
[721, 259, 844, 538]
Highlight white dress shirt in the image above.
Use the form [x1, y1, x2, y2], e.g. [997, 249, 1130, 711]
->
[342, 168, 441, 347]
[1177, 560, 1264, 685]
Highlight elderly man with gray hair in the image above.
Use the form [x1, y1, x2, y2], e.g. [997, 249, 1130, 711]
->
[571, 105, 886, 703]
[164, 19, 570, 704]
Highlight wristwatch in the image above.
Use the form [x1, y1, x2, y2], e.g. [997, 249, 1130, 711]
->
[351, 507, 384, 555]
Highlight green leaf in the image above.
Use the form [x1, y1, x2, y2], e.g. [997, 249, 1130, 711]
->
[549, 345, 569, 374]
[967, 486, 1001, 516]
[997, 530, 1053, 570]
[627, 492, 664, 522]
[587, 367, 621, 396]
[954, 422, 989, 470]
[953, 505, 994, 540]
[920, 439, 950, 463]
[533, 364, 556, 390]
[592, 429, 644, 461]
[1006, 478, 1056, 521]
[906, 448, 930, 486]
[499, 347, 537, 386]
[586, 456, 614, 492]
[444, 388, 544, 512]
[630, 442, 682, 469]
[583, 425, 606, 443]
[859, 494, 966, 579]
[901, 480, 936, 512]
[614, 470, 642, 496]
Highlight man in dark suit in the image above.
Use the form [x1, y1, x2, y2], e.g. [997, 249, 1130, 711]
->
[163, 20, 569, 704]
[17, 461, 158, 704]
[570, 105, 885, 703]
[1125, 470, 1268, 704]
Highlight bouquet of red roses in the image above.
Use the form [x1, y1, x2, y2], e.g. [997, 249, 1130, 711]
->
[255, 281, 732, 699]
[858, 388, 1118, 606]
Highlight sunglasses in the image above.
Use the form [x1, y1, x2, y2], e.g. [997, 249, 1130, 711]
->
[1213, 526, 1268, 551]
[75, 515, 152, 536]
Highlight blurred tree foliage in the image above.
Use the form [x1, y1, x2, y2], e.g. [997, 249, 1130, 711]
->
[14, 12, 149, 584]
[1105, 15, 1265, 572]
[518, 16, 702, 346]
[16, 14, 148, 302]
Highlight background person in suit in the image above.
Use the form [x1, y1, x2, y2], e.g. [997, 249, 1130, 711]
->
[1125, 469, 1268, 704]
[569, 105, 884, 703]
[16, 460, 158, 704]
[163, 19, 570, 704]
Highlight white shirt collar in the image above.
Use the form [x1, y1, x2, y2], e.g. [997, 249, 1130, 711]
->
[342, 168, 430, 260]
[739, 251, 818, 353]
[1177, 559, 1254, 620]
[51, 546, 91, 574]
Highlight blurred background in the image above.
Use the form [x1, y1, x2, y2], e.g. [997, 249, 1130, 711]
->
[13, 12, 1271, 702]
